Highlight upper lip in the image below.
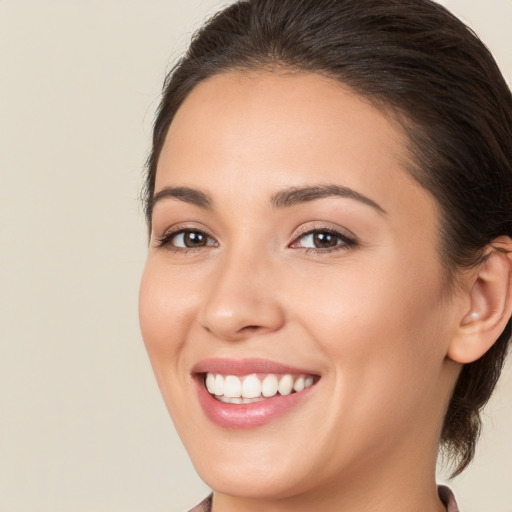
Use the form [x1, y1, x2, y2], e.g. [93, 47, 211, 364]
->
[192, 358, 319, 376]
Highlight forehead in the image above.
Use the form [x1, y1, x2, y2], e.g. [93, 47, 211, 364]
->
[156, 70, 435, 226]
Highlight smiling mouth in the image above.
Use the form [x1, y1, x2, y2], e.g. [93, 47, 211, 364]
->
[204, 372, 317, 404]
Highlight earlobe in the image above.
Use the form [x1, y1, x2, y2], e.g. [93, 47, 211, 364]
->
[448, 237, 512, 364]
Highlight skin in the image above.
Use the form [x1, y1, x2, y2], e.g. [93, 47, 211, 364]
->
[139, 71, 493, 511]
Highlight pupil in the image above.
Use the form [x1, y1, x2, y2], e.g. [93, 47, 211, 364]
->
[314, 232, 337, 248]
[185, 231, 205, 247]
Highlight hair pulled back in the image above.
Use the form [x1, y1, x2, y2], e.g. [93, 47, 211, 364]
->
[144, 0, 512, 476]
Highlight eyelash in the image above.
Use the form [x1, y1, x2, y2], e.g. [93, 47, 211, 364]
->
[155, 227, 217, 255]
[155, 226, 357, 255]
[290, 226, 357, 253]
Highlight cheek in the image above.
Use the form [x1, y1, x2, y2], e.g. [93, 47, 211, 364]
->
[138, 260, 210, 435]
[290, 253, 449, 414]
[138, 261, 198, 382]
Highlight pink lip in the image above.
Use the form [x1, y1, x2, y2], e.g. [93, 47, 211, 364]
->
[192, 357, 317, 376]
[192, 358, 320, 429]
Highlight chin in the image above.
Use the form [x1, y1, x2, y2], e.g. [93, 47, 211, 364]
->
[175, 415, 325, 500]
[194, 454, 313, 501]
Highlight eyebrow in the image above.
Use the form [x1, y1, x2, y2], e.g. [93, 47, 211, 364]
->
[150, 186, 213, 211]
[271, 184, 386, 213]
[149, 183, 385, 215]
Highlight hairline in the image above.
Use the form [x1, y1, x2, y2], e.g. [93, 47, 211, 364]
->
[146, 63, 467, 291]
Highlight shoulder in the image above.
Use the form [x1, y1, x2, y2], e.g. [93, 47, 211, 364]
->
[187, 489, 458, 512]
[187, 494, 212, 512]
[438, 485, 460, 512]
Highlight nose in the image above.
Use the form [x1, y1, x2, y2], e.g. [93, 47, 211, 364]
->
[199, 249, 286, 342]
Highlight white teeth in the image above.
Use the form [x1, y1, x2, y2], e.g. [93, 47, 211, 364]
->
[242, 374, 262, 398]
[205, 373, 216, 394]
[214, 374, 224, 396]
[278, 374, 294, 395]
[224, 375, 242, 398]
[205, 372, 316, 402]
[261, 374, 278, 397]
[293, 376, 305, 392]
[242, 397, 265, 404]
[218, 396, 266, 404]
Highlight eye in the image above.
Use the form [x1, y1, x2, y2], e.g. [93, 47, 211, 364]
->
[172, 230, 212, 248]
[156, 228, 217, 251]
[290, 228, 356, 252]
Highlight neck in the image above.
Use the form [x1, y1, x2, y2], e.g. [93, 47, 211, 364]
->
[212, 365, 458, 512]
[212, 424, 447, 512]
[213, 462, 446, 512]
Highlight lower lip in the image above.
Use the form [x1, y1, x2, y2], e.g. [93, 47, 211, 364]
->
[195, 376, 317, 429]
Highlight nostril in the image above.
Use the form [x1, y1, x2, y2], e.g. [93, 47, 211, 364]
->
[199, 290, 286, 341]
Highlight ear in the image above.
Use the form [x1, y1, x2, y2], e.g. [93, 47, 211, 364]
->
[448, 237, 512, 364]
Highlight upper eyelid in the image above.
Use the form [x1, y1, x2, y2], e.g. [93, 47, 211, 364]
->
[291, 223, 357, 240]
[154, 223, 217, 241]
[291, 230, 353, 245]
[288, 225, 359, 252]
[153, 228, 219, 254]
[153, 222, 357, 248]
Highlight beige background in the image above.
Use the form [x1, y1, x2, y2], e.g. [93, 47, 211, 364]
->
[0, 1, 510, 511]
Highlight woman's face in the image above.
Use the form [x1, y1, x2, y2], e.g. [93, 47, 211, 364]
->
[139, 72, 461, 500]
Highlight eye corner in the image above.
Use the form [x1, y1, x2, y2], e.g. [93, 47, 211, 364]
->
[153, 226, 218, 253]
[289, 225, 358, 253]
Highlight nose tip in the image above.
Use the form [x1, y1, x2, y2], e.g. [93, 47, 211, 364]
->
[202, 311, 276, 340]
[201, 300, 285, 341]
[199, 260, 285, 342]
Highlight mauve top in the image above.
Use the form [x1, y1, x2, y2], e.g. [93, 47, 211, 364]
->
[188, 485, 460, 511]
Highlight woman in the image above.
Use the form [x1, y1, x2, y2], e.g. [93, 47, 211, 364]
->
[139, 0, 512, 510]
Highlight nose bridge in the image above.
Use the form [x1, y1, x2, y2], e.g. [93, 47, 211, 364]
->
[199, 241, 284, 341]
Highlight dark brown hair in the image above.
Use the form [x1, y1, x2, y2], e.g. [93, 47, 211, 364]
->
[143, 0, 512, 476]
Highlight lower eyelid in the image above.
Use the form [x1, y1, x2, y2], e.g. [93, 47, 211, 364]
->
[290, 228, 356, 248]
[155, 226, 355, 252]
[155, 228, 218, 250]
